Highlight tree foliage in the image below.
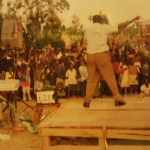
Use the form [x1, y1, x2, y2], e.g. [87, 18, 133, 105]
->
[0, 0, 3, 44]
[2, 0, 70, 49]
[66, 15, 84, 45]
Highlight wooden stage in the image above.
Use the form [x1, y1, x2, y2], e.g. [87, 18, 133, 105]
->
[38, 96, 150, 150]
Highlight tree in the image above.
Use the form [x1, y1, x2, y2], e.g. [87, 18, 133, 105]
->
[2, 0, 70, 49]
[66, 15, 84, 45]
[0, 0, 3, 44]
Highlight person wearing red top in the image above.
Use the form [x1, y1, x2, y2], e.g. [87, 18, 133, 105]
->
[112, 55, 120, 85]
[18, 66, 31, 101]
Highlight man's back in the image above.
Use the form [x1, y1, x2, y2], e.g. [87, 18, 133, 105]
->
[85, 23, 118, 54]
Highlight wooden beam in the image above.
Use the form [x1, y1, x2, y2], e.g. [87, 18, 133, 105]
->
[42, 145, 102, 150]
[42, 136, 51, 150]
[107, 129, 150, 140]
[41, 128, 103, 138]
[109, 145, 150, 150]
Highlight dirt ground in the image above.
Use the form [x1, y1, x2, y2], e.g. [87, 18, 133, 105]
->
[0, 100, 40, 150]
[0, 99, 66, 150]
[0, 128, 40, 150]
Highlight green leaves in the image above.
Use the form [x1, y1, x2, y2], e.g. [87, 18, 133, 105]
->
[65, 15, 84, 45]
[1, 0, 70, 49]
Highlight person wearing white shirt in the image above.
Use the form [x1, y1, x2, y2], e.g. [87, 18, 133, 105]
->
[84, 15, 140, 108]
[140, 78, 150, 97]
[79, 59, 88, 97]
[66, 64, 77, 97]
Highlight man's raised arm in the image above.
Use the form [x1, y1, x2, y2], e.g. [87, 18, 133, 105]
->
[118, 16, 140, 29]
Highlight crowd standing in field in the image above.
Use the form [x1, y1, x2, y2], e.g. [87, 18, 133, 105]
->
[0, 34, 150, 101]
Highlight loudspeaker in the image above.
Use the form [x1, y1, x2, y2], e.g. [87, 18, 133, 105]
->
[1, 20, 23, 49]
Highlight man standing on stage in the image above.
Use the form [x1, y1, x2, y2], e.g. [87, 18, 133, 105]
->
[84, 15, 139, 108]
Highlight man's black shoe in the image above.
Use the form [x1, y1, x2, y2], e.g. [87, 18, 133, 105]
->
[115, 101, 126, 106]
[83, 103, 90, 108]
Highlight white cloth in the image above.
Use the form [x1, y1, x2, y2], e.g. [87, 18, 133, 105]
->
[85, 23, 118, 54]
[57, 52, 62, 59]
[79, 66, 88, 82]
[141, 84, 150, 94]
[120, 65, 129, 88]
[66, 69, 77, 85]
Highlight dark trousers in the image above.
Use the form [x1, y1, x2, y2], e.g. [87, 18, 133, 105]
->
[100, 80, 112, 96]
[80, 80, 87, 97]
[68, 84, 76, 97]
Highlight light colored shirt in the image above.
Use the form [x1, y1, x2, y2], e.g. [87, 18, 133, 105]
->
[141, 84, 150, 94]
[5, 72, 14, 80]
[79, 66, 88, 82]
[66, 69, 77, 85]
[57, 52, 62, 59]
[85, 23, 118, 54]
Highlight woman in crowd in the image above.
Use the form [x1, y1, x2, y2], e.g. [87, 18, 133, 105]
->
[66, 64, 77, 97]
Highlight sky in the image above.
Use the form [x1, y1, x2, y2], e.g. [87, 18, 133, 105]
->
[59, 0, 150, 28]
[2, 0, 150, 29]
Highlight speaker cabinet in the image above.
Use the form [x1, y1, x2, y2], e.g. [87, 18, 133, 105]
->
[1, 20, 23, 49]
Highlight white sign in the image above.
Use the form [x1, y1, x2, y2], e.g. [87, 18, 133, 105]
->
[0, 79, 20, 91]
[37, 91, 55, 104]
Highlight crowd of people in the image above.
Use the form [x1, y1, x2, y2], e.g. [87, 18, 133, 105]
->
[0, 33, 150, 101]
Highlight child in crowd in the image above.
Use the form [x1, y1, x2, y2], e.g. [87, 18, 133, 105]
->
[53, 82, 66, 104]
[53, 59, 65, 86]
[128, 59, 139, 94]
[140, 78, 150, 97]
[45, 70, 56, 88]
[79, 59, 88, 97]
[5, 67, 14, 80]
[18, 66, 32, 101]
[141, 57, 150, 84]
[34, 63, 45, 94]
[55, 82, 66, 97]
[120, 61, 129, 95]
[112, 55, 120, 85]
[66, 64, 77, 97]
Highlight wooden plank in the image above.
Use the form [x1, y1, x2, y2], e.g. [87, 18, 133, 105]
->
[41, 128, 103, 138]
[109, 145, 150, 150]
[38, 109, 150, 129]
[34, 104, 60, 110]
[42, 145, 102, 150]
[40, 136, 43, 150]
[91, 97, 150, 110]
[107, 129, 150, 140]
[42, 136, 51, 150]
[38, 98, 150, 150]
[38, 100, 69, 129]
[34, 104, 60, 124]
[57, 98, 150, 110]
[38, 98, 150, 129]
[43, 136, 50, 146]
